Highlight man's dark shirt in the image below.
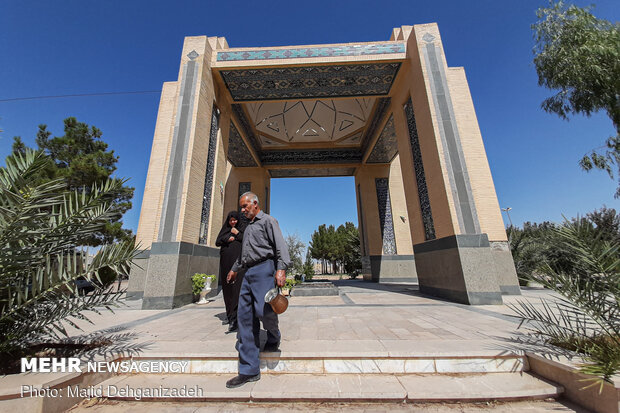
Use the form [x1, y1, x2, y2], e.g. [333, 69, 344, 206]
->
[231, 210, 291, 272]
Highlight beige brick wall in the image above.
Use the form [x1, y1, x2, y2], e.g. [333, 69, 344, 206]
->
[222, 166, 271, 221]
[389, 155, 414, 254]
[135, 81, 178, 249]
[391, 88, 427, 244]
[355, 165, 390, 255]
[445, 67, 507, 242]
[409, 24, 462, 238]
[386, 24, 461, 243]
[176, 36, 217, 244]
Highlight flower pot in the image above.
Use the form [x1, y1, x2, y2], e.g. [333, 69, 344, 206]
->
[197, 280, 213, 304]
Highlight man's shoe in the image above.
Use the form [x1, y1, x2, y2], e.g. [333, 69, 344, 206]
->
[263, 342, 280, 352]
[225, 373, 260, 388]
[228, 321, 238, 332]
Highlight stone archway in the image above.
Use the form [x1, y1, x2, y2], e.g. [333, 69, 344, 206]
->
[128, 24, 520, 310]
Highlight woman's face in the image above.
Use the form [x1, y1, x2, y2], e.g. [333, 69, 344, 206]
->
[229, 217, 238, 227]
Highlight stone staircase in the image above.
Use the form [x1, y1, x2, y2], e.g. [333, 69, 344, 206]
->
[96, 351, 564, 403]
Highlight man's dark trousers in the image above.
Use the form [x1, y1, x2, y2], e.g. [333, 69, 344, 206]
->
[237, 259, 280, 375]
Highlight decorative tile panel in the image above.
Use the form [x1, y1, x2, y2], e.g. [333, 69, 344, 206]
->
[375, 178, 397, 255]
[199, 107, 220, 245]
[260, 149, 362, 165]
[361, 97, 390, 154]
[366, 115, 398, 163]
[231, 104, 261, 153]
[217, 42, 405, 61]
[236, 182, 252, 228]
[220, 63, 401, 101]
[269, 167, 356, 178]
[357, 184, 367, 256]
[246, 98, 375, 143]
[228, 122, 257, 167]
[404, 98, 436, 240]
[238, 182, 251, 198]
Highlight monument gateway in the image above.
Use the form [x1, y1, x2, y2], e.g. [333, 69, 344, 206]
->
[128, 24, 520, 309]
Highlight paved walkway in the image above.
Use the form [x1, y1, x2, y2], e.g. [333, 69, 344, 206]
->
[6, 280, 590, 412]
[28, 279, 562, 367]
[60, 279, 550, 360]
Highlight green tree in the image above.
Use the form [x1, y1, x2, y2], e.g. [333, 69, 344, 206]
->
[310, 222, 361, 274]
[533, 1, 620, 196]
[285, 233, 305, 275]
[10, 117, 135, 245]
[340, 222, 362, 273]
[586, 206, 620, 243]
[302, 248, 314, 280]
[511, 219, 620, 390]
[310, 224, 329, 274]
[0, 149, 137, 371]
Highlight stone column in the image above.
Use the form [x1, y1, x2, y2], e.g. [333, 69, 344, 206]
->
[355, 164, 416, 282]
[131, 36, 227, 309]
[390, 24, 520, 304]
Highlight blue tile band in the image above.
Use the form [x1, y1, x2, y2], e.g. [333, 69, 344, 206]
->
[217, 43, 405, 62]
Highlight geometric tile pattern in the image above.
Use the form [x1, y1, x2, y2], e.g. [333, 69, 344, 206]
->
[199, 107, 220, 245]
[260, 148, 362, 165]
[238, 182, 251, 198]
[367, 115, 398, 164]
[231, 104, 261, 153]
[227, 122, 257, 167]
[375, 178, 397, 255]
[220, 63, 401, 101]
[268, 167, 356, 178]
[216, 42, 405, 61]
[237, 182, 252, 228]
[357, 183, 367, 256]
[404, 98, 435, 241]
[361, 97, 391, 154]
[245, 98, 375, 144]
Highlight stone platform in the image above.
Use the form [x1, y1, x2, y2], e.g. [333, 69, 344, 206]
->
[1, 280, 616, 412]
[290, 280, 339, 297]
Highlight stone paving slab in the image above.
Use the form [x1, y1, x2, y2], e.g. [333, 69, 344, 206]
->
[1, 282, 586, 412]
[96, 372, 561, 403]
[398, 373, 563, 401]
[68, 399, 591, 412]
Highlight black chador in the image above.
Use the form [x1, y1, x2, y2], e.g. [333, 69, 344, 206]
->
[216, 211, 246, 331]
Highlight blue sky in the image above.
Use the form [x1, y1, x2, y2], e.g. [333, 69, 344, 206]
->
[0, 0, 618, 247]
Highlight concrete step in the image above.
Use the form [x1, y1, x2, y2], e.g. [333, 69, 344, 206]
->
[125, 353, 528, 375]
[98, 372, 563, 402]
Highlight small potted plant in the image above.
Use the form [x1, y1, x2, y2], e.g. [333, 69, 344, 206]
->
[282, 278, 298, 296]
[192, 273, 215, 304]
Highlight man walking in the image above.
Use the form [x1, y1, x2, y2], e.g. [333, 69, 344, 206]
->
[225, 191, 290, 388]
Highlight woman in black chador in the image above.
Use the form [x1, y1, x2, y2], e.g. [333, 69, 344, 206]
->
[216, 211, 245, 332]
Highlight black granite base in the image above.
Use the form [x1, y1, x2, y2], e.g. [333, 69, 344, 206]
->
[140, 241, 220, 310]
[361, 254, 417, 283]
[290, 281, 339, 297]
[413, 234, 503, 305]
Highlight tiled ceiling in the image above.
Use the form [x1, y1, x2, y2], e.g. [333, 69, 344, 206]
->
[245, 98, 375, 145]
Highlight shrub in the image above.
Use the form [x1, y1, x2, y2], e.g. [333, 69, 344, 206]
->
[510, 219, 620, 391]
[0, 149, 138, 364]
[191, 273, 215, 295]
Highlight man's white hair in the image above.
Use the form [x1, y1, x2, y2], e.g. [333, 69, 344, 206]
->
[240, 191, 259, 204]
